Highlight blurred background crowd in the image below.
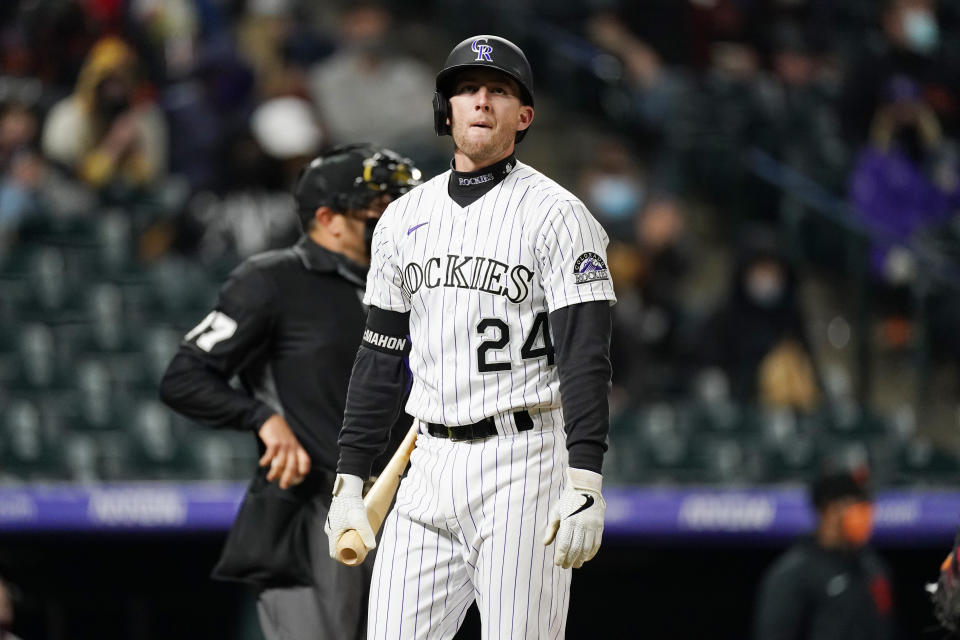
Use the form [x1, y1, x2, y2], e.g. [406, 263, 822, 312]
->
[1, 0, 959, 489]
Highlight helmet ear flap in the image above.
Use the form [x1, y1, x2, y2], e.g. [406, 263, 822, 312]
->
[432, 91, 451, 136]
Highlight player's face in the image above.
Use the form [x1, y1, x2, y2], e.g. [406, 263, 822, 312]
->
[449, 69, 533, 167]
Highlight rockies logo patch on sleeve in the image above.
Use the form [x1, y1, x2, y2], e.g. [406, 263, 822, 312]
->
[573, 252, 609, 285]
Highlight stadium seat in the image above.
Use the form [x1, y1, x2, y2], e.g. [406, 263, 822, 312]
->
[95, 211, 136, 276]
[825, 403, 889, 436]
[190, 431, 258, 481]
[97, 430, 133, 481]
[693, 434, 765, 484]
[689, 369, 743, 433]
[139, 326, 182, 390]
[0, 277, 27, 335]
[758, 408, 820, 483]
[818, 435, 877, 474]
[56, 284, 154, 393]
[607, 408, 643, 482]
[629, 403, 701, 484]
[19, 245, 86, 322]
[63, 432, 102, 483]
[146, 257, 218, 322]
[1, 399, 63, 481]
[17, 214, 99, 246]
[67, 357, 134, 432]
[893, 438, 960, 486]
[128, 399, 196, 480]
[6, 323, 71, 392]
[81, 283, 140, 349]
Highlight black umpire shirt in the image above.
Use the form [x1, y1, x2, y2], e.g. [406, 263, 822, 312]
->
[160, 235, 382, 474]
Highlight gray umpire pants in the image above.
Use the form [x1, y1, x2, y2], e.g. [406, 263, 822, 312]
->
[256, 491, 376, 640]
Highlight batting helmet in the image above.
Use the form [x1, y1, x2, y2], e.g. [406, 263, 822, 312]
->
[432, 35, 534, 142]
[294, 144, 422, 229]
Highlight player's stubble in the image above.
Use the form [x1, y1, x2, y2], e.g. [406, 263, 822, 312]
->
[449, 91, 523, 167]
[452, 120, 514, 168]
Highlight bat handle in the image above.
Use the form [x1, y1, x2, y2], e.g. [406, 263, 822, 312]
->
[335, 530, 369, 566]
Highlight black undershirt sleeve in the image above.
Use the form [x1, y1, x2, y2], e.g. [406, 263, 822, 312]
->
[337, 307, 411, 478]
[549, 300, 613, 474]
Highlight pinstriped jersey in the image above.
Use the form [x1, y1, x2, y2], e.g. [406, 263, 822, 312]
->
[364, 160, 617, 426]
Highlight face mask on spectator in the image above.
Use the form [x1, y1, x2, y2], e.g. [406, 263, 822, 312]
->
[903, 9, 939, 54]
[745, 267, 785, 307]
[841, 501, 875, 547]
[590, 176, 642, 221]
[94, 77, 131, 120]
[893, 123, 926, 163]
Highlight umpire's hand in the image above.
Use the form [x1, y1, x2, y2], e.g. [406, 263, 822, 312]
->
[258, 414, 311, 489]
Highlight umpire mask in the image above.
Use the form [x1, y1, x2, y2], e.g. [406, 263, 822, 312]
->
[295, 144, 422, 234]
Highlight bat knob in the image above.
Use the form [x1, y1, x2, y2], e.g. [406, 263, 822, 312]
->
[335, 530, 369, 566]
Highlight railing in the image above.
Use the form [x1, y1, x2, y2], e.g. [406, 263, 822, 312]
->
[744, 148, 960, 412]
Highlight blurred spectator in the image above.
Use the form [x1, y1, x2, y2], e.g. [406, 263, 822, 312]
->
[587, 12, 694, 144]
[610, 197, 693, 401]
[850, 76, 960, 279]
[250, 96, 323, 167]
[0, 102, 37, 173]
[179, 96, 324, 265]
[677, 37, 769, 214]
[698, 227, 821, 411]
[585, 11, 698, 187]
[2, 0, 100, 93]
[161, 43, 256, 192]
[306, 3, 436, 150]
[234, 0, 335, 99]
[127, 0, 201, 82]
[849, 76, 960, 299]
[41, 36, 167, 195]
[0, 103, 94, 251]
[754, 21, 849, 192]
[615, 0, 695, 67]
[753, 468, 894, 640]
[686, 0, 753, 68]
[841, 0, 960, 144]
[175, 129, 299, 268]
[577, 137, 647, 242]
[0, 147, 43, 246]
[0, 575, 22, 640]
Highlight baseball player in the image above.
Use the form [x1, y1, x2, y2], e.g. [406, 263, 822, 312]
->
[325, 35, 616, 638]
[160, 144, 421, 640]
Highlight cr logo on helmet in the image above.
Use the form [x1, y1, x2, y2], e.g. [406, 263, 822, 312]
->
[471, 38, 493, 62]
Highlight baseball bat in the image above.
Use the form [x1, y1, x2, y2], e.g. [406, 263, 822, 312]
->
[335, 422, 419, 566]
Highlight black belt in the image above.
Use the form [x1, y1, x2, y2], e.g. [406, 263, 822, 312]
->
[427, 410, 534, 442]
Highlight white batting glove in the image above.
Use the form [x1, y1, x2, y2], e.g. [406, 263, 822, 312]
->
[324, 473, 376, 559]
[543, 468, 605, 569]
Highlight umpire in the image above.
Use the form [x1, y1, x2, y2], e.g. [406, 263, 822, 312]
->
[160, 143, 421, 640]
